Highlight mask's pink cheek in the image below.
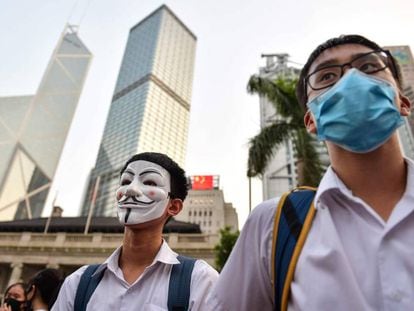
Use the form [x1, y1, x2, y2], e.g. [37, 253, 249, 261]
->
[116, 190, 124, 201]
[145, 189, 168, 201]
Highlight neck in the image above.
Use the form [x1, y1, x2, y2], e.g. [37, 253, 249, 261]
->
[118, 220, 165, 284]
[121, 224, 163, 266]
[329, 137, 407, 220]
[31, 296, 48, 310]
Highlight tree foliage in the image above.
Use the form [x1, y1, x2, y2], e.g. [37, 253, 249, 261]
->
[247, 75, 324, 187]
[214, 226, 240, 271]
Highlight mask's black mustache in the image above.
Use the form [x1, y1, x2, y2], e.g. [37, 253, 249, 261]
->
[125, 208, 131, 223]
[119, 196, 154, 205]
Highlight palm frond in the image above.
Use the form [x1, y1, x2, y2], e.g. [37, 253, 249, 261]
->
[247, 122, 294, 177]
[247, 76, 303, 123]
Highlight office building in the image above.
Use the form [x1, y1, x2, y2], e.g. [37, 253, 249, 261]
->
[175, 175, 239, 234]
[81, 6, 196, 217]
[385, 45, 414, 159]
[0, 26, 92, 220]
[257, 54, 329, 200]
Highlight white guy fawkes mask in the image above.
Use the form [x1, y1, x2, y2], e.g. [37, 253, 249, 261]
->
[116, 160, 171, 225]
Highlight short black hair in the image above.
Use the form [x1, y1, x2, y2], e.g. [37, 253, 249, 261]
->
[296, 34, 403, 109]
[26, 268, 63, 309]
[120, 152, 188, 201]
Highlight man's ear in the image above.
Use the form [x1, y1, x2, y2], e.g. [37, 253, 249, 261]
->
[304, 110, 317, 134]
[166, 199, 183, 217]
[399, 93, 412, 116]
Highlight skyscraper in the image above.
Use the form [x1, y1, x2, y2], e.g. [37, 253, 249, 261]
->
[0, 26, 92, 221]
[257, 55, 329, 200]
[81, 5, 197, 217]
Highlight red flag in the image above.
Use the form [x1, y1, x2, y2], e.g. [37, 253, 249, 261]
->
[192, 175, 213, 190]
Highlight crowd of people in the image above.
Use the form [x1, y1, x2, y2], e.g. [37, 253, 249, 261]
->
[2, 33, 413, 310]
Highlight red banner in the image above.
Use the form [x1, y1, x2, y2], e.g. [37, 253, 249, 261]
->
[192, 175, 213, 190]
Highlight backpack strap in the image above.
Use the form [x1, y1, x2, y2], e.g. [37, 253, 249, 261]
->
[272, 187, 317, 311]
[168, 255, 196, 311]
[74, 264, 106, 311]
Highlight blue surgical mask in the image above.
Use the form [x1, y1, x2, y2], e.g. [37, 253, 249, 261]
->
[308, 69, 404, 153]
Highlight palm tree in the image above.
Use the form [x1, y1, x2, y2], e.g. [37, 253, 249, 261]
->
[247, 75, 324, 187]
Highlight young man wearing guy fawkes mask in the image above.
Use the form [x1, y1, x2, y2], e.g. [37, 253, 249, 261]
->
[53, 152, 218, 311]
[209, 35, 414, 311]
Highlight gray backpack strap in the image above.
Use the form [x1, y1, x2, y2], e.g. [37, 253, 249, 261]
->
[168, 255, 196, 311]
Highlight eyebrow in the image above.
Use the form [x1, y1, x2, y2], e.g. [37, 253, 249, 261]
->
[123, 169, 135, 176]
[139, 169, 162, 177]
[312, 52, 372, 73]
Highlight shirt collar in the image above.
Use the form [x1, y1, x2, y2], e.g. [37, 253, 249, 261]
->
[92, 239, 180, 277]
[314, 157, 414, 209]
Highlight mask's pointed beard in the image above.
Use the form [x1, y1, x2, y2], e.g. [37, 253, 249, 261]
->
[125, 208, 131, 223]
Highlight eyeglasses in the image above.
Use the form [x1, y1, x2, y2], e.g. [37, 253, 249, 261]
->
[305, 50, 393, 91]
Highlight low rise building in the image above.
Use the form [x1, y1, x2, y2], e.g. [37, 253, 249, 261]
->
[0, 216, 218, 295]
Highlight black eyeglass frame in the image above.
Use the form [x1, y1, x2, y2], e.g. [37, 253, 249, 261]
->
[303, 49, 398, 93]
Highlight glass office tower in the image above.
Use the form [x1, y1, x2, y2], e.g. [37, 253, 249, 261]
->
[81, 5, 196, 217]
[0, 26, 92, 220]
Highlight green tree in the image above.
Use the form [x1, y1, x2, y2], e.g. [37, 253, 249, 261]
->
[214, 226, 240, 271]
[247, 76, 324, 186]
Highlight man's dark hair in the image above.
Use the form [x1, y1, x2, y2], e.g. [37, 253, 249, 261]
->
[26, 268, 63, 309]
[120, 152, 188, 201]
[296, 34, 403, 109]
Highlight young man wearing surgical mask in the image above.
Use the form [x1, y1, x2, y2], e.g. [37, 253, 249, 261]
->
[53, 152, 218, 311]
[209, 35, 414, 311]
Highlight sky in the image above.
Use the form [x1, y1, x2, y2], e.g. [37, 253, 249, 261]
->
[1, 0, 414, 227]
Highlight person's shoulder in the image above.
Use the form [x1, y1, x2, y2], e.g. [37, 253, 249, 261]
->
[193, 259, 219, 277]
[62, 265, 90, 287]
[244, 197, 280, 228]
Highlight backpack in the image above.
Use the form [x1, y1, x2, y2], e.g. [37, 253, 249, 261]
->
[74, 255, 196, 311]
[272, 187, 317, 311]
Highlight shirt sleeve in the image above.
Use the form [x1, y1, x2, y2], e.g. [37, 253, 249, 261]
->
[207, 198, 279, 311]
[51, 265, 88, 311]
[188, 260, 219, 311]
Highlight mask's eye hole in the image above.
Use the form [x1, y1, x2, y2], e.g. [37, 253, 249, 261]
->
[143, 180, 157, 186]
[121, 179, 131, 186]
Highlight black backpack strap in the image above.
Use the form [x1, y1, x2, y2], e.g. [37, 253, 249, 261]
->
[168, 255, 196, 311]
[74, 264, 106, 311]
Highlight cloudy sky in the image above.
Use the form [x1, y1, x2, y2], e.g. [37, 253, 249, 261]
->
[1, 0, 413, 226]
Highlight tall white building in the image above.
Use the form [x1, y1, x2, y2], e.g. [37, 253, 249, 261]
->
[82, 5, 197, 217]
[385, 45, 414, 159]
[257, 54, 329, 200]
[0, 26, 92, 220]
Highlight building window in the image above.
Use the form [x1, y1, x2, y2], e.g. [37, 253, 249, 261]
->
[189, 211, 192, 216]
[209, 211, 212, 217]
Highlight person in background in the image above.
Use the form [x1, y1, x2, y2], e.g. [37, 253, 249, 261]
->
[0, 282, 27, 311]
[26, 268, 63, 311]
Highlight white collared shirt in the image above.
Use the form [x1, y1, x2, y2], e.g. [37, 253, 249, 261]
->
[209, 158, 414, 311]
[52, 240, 218, 311]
